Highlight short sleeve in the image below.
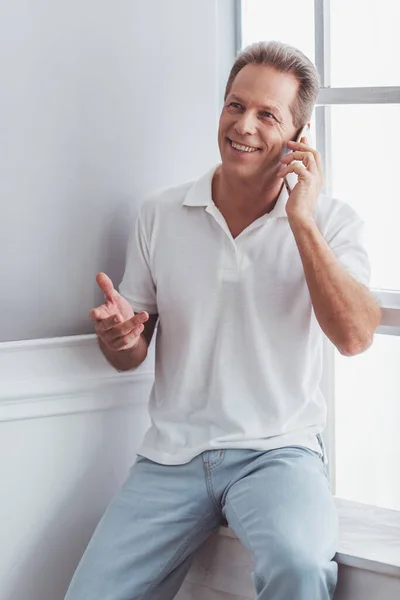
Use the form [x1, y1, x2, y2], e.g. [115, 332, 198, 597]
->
[118, 208, 158, 314]
[326, 208, 371, 288]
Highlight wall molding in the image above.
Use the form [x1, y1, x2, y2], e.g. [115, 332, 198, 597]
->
[0, 334, 154, 422]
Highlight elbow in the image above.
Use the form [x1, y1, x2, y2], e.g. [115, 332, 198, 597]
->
[337, 333, 374, 357]
[338, 305, 381, 356]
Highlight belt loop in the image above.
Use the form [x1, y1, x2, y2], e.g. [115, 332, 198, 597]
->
[317, 434, 328, 465]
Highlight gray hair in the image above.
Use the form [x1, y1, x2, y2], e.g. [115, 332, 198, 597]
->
[224, 41, 320, 129]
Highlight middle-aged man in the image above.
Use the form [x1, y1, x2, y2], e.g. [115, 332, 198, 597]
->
[65, 41, 381, 600]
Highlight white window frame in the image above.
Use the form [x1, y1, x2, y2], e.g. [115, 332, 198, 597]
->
[236, 0, 400, 494]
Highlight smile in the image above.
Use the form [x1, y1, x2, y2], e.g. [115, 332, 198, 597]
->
[228, 138, 261, 153]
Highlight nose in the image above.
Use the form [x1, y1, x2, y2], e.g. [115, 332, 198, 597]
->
[234, 111, 258, 136]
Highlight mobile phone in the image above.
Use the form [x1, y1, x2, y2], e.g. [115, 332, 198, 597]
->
[283, 123, 313, 193]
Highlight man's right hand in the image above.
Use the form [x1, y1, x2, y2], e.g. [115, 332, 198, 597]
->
[90, 272, 149, 352]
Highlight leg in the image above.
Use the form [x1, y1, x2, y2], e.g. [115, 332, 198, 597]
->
[65, 455, 221, 600]
[223, 447, 338, 600]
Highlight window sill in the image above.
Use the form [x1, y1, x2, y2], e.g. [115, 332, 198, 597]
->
[218, 497, 400, 578]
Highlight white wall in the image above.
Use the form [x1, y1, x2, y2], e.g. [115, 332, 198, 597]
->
[0, 334, 154, 600]
[0, 0, 236, 342]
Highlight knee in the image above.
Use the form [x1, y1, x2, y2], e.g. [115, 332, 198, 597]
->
[284, 553, 327, 583]
[256, 541, 330, 586]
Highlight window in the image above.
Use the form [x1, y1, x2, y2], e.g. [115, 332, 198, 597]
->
[240, 0, 400, 510]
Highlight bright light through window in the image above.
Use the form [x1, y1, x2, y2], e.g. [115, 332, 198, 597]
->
[330, 104, 400, 291]
[241, 0, 315, 61]
[335, 335, 400, 510]
[241, 0, 400, 511]
[330, 0, 400, 87]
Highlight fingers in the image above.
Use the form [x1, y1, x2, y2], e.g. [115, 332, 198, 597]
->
[96, 272, 117, 303]
[287, 139, 323, 172]
[278, 161, 309, 181]
[94, 314, 123, 334]
[106, 330, 143, 351]
[102, 319, 145, 351]
[95, 311, 148, 336]
[280, 150, 318, 174]
[89, 305, 110, 321]
[287, 139, 315, 152]
[134, 311, 149, 324]
[94, 312, 149, 351]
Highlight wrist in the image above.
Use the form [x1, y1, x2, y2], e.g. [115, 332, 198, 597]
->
[287, 213, 316, 233]
[99, 334, 147, 371]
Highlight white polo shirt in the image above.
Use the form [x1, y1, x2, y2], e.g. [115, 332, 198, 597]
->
[119, 165, 370, 465]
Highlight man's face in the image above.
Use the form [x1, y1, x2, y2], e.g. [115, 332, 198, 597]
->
[218, 64, 300, 182]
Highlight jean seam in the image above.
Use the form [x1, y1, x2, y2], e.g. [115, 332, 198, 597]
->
[209, 450, 225, 470]
[226, 489, 268, 591]
[202, 455, 224, 515]
[137, 513, 217, 600]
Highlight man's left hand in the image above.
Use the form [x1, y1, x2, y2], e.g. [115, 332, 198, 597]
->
[277, 137, 324, 224]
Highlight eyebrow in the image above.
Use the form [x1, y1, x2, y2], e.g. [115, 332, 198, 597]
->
[229, 93, 284, 120]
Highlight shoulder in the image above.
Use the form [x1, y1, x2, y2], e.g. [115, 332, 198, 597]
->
[315, 193, 364, 239]
[139, 180, 194, 219]
[133, 180, 194, 240]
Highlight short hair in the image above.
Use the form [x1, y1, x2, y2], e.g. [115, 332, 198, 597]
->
[224, 41, 320, 128]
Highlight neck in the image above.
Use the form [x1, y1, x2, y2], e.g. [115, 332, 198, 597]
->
[213, 165, 283, 219]
[213, 165, 284, 222]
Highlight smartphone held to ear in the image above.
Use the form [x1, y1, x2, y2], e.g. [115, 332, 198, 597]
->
[283, 123, 313, 193]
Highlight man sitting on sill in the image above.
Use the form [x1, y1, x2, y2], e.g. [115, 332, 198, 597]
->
[65, 41, 381, 600]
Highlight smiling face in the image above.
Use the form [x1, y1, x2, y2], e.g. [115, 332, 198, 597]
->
[218, 64, 300, 183]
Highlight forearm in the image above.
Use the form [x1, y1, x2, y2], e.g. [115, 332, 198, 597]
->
[98, 334, 149, 371]
[289, 216, 381, 355]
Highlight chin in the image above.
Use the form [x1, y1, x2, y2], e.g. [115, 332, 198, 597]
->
[222, 158, 260, 179]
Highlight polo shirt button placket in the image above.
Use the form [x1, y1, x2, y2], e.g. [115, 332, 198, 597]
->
[221, 237, 240, 282]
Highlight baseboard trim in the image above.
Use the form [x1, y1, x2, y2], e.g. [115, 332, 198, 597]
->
[0, 334, 154, 422]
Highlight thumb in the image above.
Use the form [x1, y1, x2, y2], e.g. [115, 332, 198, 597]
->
[96, 272, 118, 303]
[127, 311, 149, 327]
[136, 311, 149, 324]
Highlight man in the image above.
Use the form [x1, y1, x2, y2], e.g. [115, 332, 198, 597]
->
[65, 41, 381, 600]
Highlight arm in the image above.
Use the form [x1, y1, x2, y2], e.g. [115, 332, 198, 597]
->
[278, 135, 381, 356]
[289, 216, 381, 356]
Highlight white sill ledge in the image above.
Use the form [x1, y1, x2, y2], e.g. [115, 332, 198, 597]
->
[218, 497, 400, 578]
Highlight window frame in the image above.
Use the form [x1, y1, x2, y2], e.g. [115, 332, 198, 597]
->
[237, 0, 400, 494]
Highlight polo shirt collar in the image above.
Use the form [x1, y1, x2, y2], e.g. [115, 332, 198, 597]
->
[182, 164, 289, 218]
[268, 180, 289, 218]
[182, 166, 215, 207]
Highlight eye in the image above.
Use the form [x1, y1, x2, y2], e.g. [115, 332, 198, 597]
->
[260, 111, 275, 120]
[228, 102, 243, 110]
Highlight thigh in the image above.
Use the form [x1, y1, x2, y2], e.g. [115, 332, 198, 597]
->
[65, 455, 221, 600]
[223, 447, 338, 570]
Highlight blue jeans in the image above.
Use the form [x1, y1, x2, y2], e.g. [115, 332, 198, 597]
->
[65, 446, 338, 599]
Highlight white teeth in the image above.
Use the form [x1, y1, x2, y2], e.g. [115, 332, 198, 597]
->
[231, 141, 259, 152]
